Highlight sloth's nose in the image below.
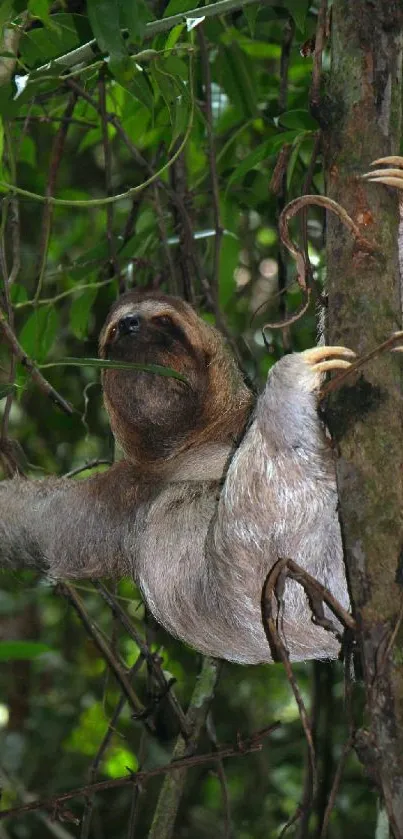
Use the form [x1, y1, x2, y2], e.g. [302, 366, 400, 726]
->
[118, 314, 141, 336]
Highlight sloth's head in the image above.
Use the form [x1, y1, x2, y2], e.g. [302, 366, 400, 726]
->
[99, 291, 253, 467]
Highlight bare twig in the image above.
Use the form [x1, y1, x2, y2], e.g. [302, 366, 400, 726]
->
[261, 557, 356, 829]
[262, 567, 318, 815]
[34, 91, 78, 303]
[206, 712, 233, 839]
[0, 724, 280, 823]
[0, 306, 73, 415]
[98, 73, 119, 282]
[92, 581, 189, 739]
[152, 185, 178, 294]
[57, 583, 152, 730]
[64, 459, 112, 478]
[320, 331, 403, 399]
[265, 193, 376, 330]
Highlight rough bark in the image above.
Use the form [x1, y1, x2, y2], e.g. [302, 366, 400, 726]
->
[324, 1, 403, 834]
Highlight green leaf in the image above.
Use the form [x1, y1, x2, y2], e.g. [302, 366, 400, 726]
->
[119, 0, 152, 44]
[285, 0, 310, 34]
[0, 0, 14, 30]
[19, 307, 58, 364]
[0, 640, 52, 661]
[40, 358, 188, 383]
[10, 283, 28, 304]
[163, 0, 200, 16]
[28, 0, 53, 28]
[87, 0, 127, 62]
[226, 139, 274, 191]
[164, 23, 185, 51]
[219, 233, 239, 308]
[19, 14, 92, 68]
[115, 67, 154, 113]
[70, 287, 98, 340]
[278, 109, 318, 130]
[218, 43, 259, 119]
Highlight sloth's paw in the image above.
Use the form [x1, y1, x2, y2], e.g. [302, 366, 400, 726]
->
[301, 345, 356, 376]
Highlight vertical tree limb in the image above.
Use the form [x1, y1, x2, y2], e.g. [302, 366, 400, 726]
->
[324, 2, 403, 834]
[147, 657, 220, 839]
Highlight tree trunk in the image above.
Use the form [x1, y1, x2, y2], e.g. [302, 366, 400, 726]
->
[324, 1, 403, 834]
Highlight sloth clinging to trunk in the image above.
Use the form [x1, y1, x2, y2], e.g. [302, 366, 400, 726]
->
[0, 289, 355, 664]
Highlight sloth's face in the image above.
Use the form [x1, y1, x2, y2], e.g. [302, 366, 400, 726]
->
[99, 292, 212, 460]
[99, 291, 252, 464]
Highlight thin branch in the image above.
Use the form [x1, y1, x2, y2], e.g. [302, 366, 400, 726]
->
[98, 73, 119, 281]
[34, 91, 78, 303]
[0, 122, 21, 454]
[264, 193, 376, 330]
[320, 331, 403, 399]
[261, 568, 317, 819]
[57, 583, 152, 731]
[64, 459, 112, 478]
[206, 712, 233, 839]
[34, 0, 264, 75]
[92, 581, 189, 739]
[147, 657, 221, 839]
[0, 306, 73, 415]
[0, 724, 280, 823]
[198, 26, 223, 312]
[152, 185, 178, 295]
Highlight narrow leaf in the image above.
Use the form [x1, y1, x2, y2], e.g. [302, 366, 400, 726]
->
[0, 641, 52, 661]
[39, 357, 188, 383]
[87, 0, 126, 62]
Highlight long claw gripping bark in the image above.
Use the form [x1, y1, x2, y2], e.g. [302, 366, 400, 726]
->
[361, 157, 403, 190]
[390, 331, 403, 353]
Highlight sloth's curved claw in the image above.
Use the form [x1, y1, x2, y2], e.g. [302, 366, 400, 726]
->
[390, 330, 403, 353]
[362, 157, 403, 190]
[302, 346, 356, 374]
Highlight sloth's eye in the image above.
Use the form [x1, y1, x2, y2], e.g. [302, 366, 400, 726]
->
[153, 315, 174, 328]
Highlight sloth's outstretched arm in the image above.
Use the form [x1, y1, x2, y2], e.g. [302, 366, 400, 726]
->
[0, 462, 140, 579]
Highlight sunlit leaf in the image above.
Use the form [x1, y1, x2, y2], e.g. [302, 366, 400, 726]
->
[0, 641, 52, 660]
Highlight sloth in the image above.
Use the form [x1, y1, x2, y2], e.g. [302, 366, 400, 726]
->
[0, 290, 355, 664]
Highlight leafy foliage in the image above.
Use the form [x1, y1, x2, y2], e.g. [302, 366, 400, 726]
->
[0, 2, 373, 837]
